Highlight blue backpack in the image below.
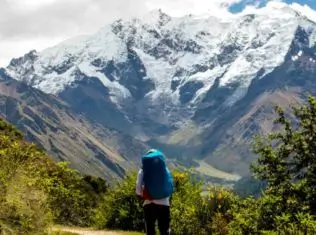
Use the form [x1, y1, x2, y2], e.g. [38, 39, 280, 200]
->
[142, 149, 174, 200]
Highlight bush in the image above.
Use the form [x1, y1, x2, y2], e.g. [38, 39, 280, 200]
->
[227, 197, 261, 235]
[274, 212, 316, 234]
[171, 171, 236, 234]
[227, 196, 316, 235]
[2, 180, 51, 234]
[94, 169, 237, 235]
[170, 171, 206, 235]
[94, 171, 144, 231]
[45, 162, 108, 226]
[0, 118, 107, 233]
[0, 134, 52, 234]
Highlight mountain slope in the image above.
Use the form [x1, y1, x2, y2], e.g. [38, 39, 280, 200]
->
[195, 23, 316, 174]
[4, 2, 316, 176]
[0, 70, 148, 179]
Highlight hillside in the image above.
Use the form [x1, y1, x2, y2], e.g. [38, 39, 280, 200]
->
[0, 70, 149, 179]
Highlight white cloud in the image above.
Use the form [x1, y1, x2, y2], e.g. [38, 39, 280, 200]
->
[0, 0, 244, 67]
[1, 0, 313, 67]
[146, 0, 240, 17]
[8, 0, 57, 11]
[0, 37, 64, 67]
[0, 0, 148, 40]
[0, 0, 150, 66]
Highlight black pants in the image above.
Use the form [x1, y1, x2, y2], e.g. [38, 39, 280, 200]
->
[143, 203, 170, 235]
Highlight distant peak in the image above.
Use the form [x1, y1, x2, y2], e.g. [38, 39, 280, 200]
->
[110, 9, 171, 35]
[23, 49, 38, 59]
[9, 50, 38, 67]
[147, 8, 169, 17]
[28, 49, 38, 57]
[141, 9, 171, 26]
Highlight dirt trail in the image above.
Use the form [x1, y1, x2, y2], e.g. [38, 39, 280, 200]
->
[53, 227, 123, 235]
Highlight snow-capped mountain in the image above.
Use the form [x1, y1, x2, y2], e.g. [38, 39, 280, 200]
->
[4, 2, 316, 176]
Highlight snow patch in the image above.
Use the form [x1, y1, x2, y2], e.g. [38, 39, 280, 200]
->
[291, 3, 316, 24]
[189, 66, 228, 103]
[225, 86, 248, 107]
[77, 62, 131, 103]
[133, 48, 177, 103]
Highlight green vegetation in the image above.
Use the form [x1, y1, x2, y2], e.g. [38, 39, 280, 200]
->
[2, 96, 316, 234]
[0, 118, 107, 234]
[195, 160, 240, 181]
[94, 171, 144, 231]
[94, 169, 237, 234]
[233, 176, 266, 198]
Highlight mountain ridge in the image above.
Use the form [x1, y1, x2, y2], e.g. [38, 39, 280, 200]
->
[3, 3, 316, 177]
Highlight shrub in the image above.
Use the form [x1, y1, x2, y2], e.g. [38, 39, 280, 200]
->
[45, 162, 107, 226]
[227, 197, 261, 235]
[94, 169, 237, 235]
[0, 118, 107, 233]
[274, 212, 316, 234]
[0, 134, 52, 234]
[170, 170, 206, 235]
[210, 213, 230, 235]
[172, 171, 236, 234]
[94, 171, 144, 231]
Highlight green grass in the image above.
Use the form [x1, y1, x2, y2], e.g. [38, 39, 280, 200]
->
[194, 160, 241, 181]
[166, 122, 201, 145]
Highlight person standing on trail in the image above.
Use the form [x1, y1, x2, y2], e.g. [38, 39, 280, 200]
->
[136, 149, 174, 235]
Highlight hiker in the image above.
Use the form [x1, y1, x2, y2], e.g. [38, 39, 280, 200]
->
[136, 149, 174, 235]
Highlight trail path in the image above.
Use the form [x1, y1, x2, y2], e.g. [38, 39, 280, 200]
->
[57, 227, 117, 235]
[53, 227, 140, 235]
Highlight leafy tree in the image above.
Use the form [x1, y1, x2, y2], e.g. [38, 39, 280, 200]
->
[45, 161, 108, 226]
[248, 95, 316, 232]
[94, 171, 144, 231]
[233, 176, 266, 198]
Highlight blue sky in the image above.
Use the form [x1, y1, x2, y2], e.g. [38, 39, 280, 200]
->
[230, 0, 316, 13]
